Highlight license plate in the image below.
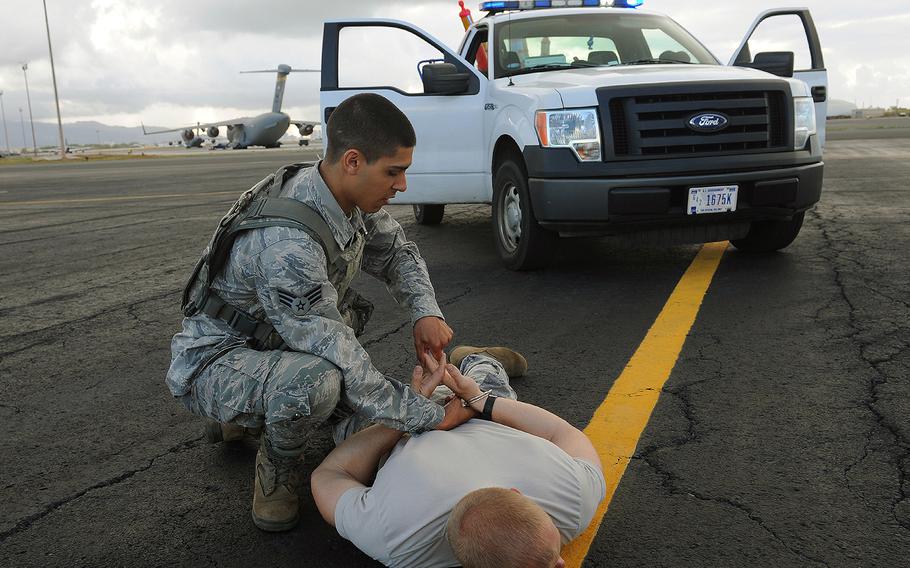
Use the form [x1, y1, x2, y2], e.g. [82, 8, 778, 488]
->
[687, 185, 738, 215]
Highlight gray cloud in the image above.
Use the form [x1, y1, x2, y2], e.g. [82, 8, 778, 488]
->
[0, 0, 906, 131]
[0, 0, 456, 125]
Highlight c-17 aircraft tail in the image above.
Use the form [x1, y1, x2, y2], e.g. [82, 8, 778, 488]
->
[240, 64, 320, 114]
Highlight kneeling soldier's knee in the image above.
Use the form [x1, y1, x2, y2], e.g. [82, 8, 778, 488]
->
[266, 359, 342, 425]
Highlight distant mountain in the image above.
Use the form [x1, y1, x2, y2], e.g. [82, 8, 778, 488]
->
[0, 120, 186, 149]
[827, 99, 856, 118]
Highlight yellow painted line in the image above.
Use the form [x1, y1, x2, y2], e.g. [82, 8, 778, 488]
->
[562, 241, 728, 567]
[0, 190, 239, 207]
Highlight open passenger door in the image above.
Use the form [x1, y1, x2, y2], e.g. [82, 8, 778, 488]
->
[320, 19, 488, 205]
[729, 8, 827, 148]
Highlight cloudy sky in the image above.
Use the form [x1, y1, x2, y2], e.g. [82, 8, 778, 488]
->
[0, 0, 907, 130]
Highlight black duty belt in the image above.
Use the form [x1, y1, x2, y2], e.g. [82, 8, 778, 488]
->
[199, 293, 285, 351]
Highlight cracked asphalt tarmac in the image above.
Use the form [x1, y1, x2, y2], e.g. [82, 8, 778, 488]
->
[1, 129, 908, 567]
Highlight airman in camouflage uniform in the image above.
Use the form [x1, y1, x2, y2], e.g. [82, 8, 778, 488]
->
[165, 94, 458, 532]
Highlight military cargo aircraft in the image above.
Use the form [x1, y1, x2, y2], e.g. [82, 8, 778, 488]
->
[142, 64, 318, 149]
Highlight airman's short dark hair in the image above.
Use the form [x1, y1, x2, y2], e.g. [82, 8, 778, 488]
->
[324, 93, 416, 164]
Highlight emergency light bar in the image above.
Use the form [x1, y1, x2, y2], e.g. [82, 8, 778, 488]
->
[479, 0, 612, 13]
[478, 0, 643, 12]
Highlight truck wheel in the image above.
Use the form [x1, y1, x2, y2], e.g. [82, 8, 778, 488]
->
[413, 204, 445, 225]
[492, 160, 557, 270]
[731, 212, 805, 252]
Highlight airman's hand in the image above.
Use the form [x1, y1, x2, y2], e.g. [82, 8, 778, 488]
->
[441, 363, 484, 402]
[410, 352, 448, 398]
[413, 316, 453, 362]
[417, 352, 477, 430]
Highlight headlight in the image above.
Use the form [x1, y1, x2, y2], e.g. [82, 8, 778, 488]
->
[535, 108, 601, 162]
[793, 97, 816, 150]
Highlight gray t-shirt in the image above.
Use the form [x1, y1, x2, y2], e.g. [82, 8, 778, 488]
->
[335, 420, 606, 568]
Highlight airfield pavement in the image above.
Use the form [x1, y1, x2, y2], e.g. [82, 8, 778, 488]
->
[0, 123, 909, 567]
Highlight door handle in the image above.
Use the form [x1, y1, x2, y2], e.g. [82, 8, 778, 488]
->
[811, 86, 827, 103]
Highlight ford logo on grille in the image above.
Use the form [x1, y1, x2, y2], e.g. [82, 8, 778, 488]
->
[687, 112, 729, 132]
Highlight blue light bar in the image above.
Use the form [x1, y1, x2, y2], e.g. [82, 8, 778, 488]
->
[613, 0, 644, 7]
[480, 0, 606, 12]
[480, 1, 517, 11]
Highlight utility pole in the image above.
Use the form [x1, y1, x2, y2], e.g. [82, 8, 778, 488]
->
[22, 63, 38, 155]
[43, 0, 66, 158]
[0, 90, 11, 154]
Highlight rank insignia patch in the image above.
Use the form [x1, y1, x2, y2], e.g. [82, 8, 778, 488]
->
[275, 286, 322, 316]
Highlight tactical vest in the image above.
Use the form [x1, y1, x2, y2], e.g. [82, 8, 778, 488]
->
[181, 162, 350, 350]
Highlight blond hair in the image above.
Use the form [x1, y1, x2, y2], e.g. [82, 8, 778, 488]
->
[446, 487, 559, 568]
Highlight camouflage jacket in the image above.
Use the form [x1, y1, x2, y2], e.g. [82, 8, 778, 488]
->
[166, 163, 446, 433]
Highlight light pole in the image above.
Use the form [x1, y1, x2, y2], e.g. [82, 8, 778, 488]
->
[43, 0, 66, 158]
[0, 90, 11, 154]
[22, 63, 38, 156]
[18, 107, 27, 151]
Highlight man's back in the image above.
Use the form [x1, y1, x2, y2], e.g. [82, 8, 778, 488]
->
[335, 420, 606, 568]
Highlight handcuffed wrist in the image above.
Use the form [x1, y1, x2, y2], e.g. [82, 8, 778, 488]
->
[461, 389, 490, 411]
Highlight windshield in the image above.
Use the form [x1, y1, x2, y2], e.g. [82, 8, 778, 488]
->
[492, 12, 718, 79]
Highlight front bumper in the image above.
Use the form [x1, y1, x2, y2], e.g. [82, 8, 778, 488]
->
[524, 144, 824, 237]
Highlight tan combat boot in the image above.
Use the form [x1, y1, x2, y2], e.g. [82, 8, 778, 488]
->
[449, 346, 528, 378]
[203, 419, 261, 443]
[251, 441, 302, 532]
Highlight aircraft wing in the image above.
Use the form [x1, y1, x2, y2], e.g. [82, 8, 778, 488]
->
[141, 118, 251, 136]
[290, 119, 319, 137]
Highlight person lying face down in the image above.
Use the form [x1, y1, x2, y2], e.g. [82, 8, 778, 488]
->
[311, 347, 606, 568]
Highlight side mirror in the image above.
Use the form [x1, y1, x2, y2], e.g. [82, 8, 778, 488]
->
[741, 51, 794, 78]
[421, 63, 471, 95]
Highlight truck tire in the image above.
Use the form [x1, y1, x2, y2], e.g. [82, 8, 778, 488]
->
[413, 204, 445, 225]
[492, 159, 557, 270]
[731, 212, 805, 252]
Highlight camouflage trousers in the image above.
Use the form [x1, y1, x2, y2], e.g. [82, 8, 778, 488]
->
[180, 349, 518, 455]
[180, 346, 342, 455]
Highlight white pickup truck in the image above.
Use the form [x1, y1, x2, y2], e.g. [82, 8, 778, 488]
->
[319, 1, 827, 269]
